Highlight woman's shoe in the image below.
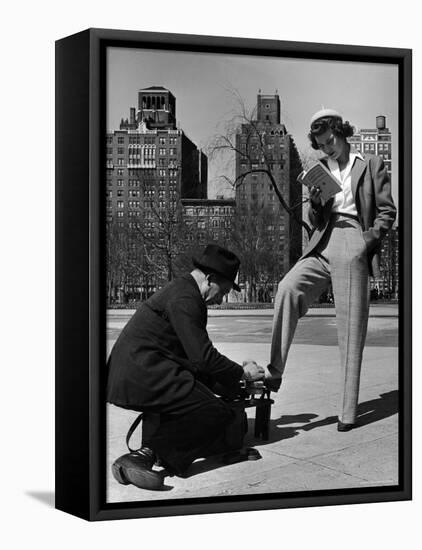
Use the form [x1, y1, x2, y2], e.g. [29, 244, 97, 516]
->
[337, 421, 355, 432]
[264, 364, 282, 392]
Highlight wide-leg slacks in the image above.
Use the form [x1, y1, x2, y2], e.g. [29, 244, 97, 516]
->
[270, 215, 370, 424]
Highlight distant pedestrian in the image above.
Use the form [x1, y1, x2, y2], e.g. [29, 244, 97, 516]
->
[265, 108, 396, 431]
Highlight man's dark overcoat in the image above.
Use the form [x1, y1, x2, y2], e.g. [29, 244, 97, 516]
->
[107, 274, 243, 411]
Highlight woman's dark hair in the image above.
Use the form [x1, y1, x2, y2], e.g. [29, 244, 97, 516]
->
[308, 116, 354, 150]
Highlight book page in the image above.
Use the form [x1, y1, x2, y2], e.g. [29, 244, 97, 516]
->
[307, 168, 330, 188]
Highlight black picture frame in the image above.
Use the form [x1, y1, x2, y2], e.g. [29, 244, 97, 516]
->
[55, 27, 412, 521]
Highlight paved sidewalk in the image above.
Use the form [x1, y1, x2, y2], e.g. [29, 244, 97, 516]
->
[107, 303, 398, 319]
[106, 334, 398, 503]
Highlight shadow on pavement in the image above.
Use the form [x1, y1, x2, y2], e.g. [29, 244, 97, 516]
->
[354, 390, 398, 427]
[107, 391, 399, 484]
[182, 456, 234, 478]
[250, 390, 398, 446]
[177, 391, 398, 479]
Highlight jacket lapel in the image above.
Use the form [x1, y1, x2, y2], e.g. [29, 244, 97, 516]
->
[351, 155, 367, 198]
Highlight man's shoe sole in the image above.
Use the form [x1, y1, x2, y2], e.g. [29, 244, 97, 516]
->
[111, 463, 131, 485]
[112, 459, 164, 491]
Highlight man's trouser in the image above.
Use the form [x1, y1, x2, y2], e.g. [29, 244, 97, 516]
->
[141, 380, 246, 476]
[270, 215, 370, 424]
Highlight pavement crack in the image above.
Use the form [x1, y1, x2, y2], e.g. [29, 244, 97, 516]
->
[306, 431, 399, 461]
[304, 458, 370, 482]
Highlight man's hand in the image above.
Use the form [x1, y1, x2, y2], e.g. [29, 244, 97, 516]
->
[242, 360, 265, 382]
[309, 185, 322, 206]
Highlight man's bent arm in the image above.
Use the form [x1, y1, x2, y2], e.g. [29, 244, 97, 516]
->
[166, 295, 244, 386]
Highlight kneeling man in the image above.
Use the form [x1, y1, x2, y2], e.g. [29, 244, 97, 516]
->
[107, 244, 264, 490]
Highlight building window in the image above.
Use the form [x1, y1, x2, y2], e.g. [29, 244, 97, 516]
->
[117, 137, 125, 144]
[118, 147, 124, 154]
[117, 189, 123, 197]
[159, 137, 166, 145]
[117, 179, 124, 187]
[117, 201, 124, 208]
[159, 148, 166, 155]
[117, 212, 124, 218]
[159, 169, 166, 176]
[117, 158, 124, 166]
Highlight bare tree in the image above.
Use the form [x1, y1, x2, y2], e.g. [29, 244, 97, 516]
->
[106, 220, 140, 303]
[129, 189, 188, 286]
[106, 193, 188, 304]
[230, 202, 281, 302]
[208, 89, 312, 238]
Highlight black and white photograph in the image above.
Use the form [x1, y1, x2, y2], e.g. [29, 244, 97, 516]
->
[5, 0, 421, 545]
[104, 44, 403, 504]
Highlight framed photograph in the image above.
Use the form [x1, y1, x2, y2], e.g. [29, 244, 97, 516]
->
[55, 28, 412, 521]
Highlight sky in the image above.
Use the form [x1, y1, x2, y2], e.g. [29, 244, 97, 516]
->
[107, 47, 399, 203]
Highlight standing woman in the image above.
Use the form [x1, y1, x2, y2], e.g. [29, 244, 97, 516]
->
[266, 109, 396, 430]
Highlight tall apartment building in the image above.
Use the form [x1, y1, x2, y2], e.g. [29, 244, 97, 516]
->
[349, 115, 392, 180]
[349, 115, 398, 297]
[235, 92, 303, 290]
[182, 198, 235, 247]
[105, 87, 207, 300]
[106, 86, 207, 226]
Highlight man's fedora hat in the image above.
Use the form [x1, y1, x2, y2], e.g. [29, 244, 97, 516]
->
[193, 244, 241, 292]
[310, 108, 343, 127]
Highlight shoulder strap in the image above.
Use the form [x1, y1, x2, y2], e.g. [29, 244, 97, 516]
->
[126, 413, 144, 452]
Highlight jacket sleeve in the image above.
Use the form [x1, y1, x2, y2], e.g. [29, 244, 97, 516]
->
[308, 158, 329, 229]
[166, 294, 244, 386]
[308, 201, 324, 229]
[362, 156, 397, 251]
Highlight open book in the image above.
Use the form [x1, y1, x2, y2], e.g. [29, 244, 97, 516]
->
[298, 161, 342, 202]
